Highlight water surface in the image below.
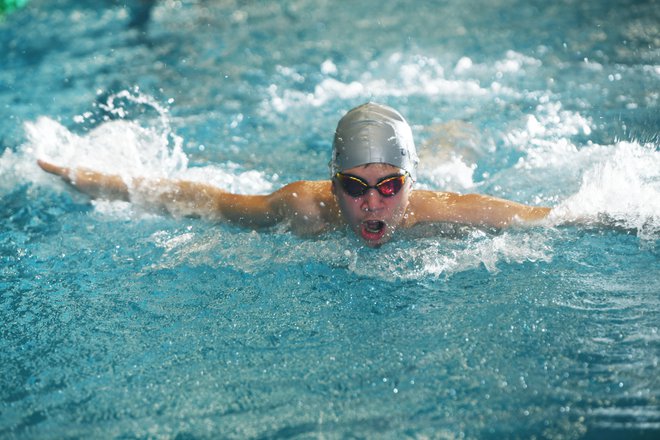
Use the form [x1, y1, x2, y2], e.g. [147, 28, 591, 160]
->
[1, 0, 659, 438]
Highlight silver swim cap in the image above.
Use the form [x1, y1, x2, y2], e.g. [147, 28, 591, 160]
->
[330, 102, 419, 181]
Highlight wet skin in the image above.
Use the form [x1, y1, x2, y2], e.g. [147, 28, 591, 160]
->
[332, 163, 413, 248]
[37, 160, 553, 247]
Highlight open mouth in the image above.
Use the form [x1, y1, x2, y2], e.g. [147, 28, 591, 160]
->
[360, 220, 387, 242]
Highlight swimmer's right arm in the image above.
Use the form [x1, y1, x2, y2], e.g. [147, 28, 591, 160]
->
[37, 160, 285, 228]
[37, 160, 131, 201]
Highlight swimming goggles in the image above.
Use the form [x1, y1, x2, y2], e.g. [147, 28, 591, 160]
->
[335, 172, 407, 198]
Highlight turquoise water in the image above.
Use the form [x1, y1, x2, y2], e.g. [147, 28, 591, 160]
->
[1, 0, 659, 438]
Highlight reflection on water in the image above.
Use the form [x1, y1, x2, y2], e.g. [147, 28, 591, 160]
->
[1, 0, 659, 438]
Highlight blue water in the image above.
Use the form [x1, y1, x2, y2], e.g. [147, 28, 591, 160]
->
[1, 0, 659, 438]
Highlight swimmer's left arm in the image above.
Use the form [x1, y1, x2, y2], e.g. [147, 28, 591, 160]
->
[410, 190, 551, 228]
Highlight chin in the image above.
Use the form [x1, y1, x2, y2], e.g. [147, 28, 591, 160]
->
[362, 239, 384, 248]
[359, 229, 395, 248]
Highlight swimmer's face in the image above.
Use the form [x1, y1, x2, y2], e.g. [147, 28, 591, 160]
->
[332, 163, 413, 247]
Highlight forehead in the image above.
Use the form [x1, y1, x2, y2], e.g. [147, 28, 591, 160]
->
[341, 163, 403, 178]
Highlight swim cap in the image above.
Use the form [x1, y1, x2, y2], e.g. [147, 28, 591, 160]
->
[330, 102, 419, 181]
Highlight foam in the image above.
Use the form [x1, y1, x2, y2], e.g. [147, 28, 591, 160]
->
[177, 163, 273, 195]
[263, 51, 552, 114]
[25, 117, 187, 181]
[7, 90, 275, 216]
[493, 50, 542, 74]
[142, 218, 554, 280]
[549, 141, 660, 239]
[418, 155, 476, 191]
[505, 101, 593, 155]
[265, 54, 493, 111]
[23, 89, 188, 183]
[353, 230, 553, 280]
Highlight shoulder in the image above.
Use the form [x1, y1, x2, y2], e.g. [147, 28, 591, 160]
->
[405, 189, 462, 226]
[274, 180, 333, 207]
[271, 180, 339, 234]
[278, 179, 332, 194]
[409, 189, 455, 204]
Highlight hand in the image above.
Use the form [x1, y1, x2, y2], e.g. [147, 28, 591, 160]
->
[37, 160, 73, 182]
[37, 159, 130, 201]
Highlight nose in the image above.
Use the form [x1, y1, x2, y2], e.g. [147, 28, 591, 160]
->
[361, 189, 383, 212]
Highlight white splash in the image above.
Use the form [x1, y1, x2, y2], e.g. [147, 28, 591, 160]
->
[6, 89, 275, 215]
[505, 100, 593, 157]
[487, 99, 600, 199]
[142, 225, 554, 281]
[19, 89, 189, 184]
[177, 163, 273, 195]
[25, 117, 188, 181]
[345, 230, 554, 280]
[418, 155, 476, 191]
[549, 141, 660, 239]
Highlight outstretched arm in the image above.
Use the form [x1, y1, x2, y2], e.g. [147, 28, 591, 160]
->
[37, 160, 336, 233]
[37, 160, 283, 228]
[410, 190, 551, 229]
[38, 160, 131, 201]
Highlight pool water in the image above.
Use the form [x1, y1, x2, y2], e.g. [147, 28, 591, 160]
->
[1, 0, 659, 438]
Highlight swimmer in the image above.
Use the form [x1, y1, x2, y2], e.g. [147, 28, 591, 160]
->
[38, 102, 551, 247]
